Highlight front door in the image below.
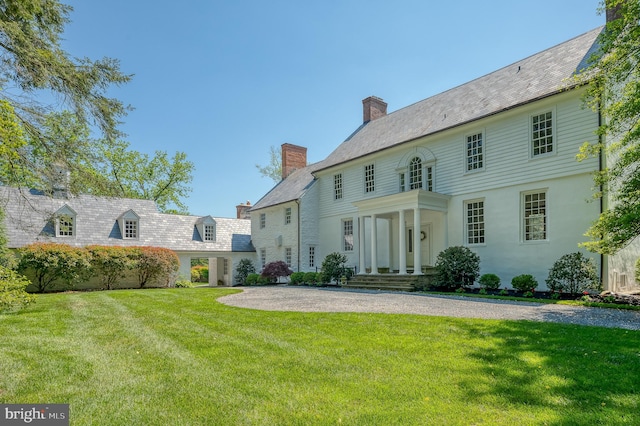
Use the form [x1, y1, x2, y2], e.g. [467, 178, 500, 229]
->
[406, 224, 431, 269]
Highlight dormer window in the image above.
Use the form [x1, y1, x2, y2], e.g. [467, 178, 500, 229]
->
[54, 205, 76, 238]
[118, 210, 140, 239]
[196, 216, 216, 242]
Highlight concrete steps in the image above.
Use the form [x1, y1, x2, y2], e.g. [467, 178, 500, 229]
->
[344, 270, 437, 291]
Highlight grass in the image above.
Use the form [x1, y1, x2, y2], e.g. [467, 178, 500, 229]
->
[1, 288, 639, 425]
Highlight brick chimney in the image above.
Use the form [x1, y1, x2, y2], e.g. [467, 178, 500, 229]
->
[281, 143, 307, 179]
[236, 201, 251, 219]
[362, 96, 387, 123]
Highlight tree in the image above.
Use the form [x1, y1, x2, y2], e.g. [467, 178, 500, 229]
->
[255, 145, 282, 183]
[0, 2, 194, 212]
[319, 252, 350, 284]
[0, 0, 131, 165]
[76, 138, 194, 214]
[261, 260, 293, 283]
[577, 0, 640, 255]
[546, 252, 600, 295]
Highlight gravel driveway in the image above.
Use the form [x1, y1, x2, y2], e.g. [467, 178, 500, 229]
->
[219, 286, 640, 330]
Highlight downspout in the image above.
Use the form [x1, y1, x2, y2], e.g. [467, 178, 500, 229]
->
[598, 105, 606, 287]
[296, 199, 301, 273]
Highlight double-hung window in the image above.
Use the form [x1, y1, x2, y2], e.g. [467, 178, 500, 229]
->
[342, 219, 354, 252]
[334, 173, 343, 200]
[531, 111, 554, 156]
[364, 164, 375, 193]
[260, 213, 266, 229]
[465, 200, 485, 244]
[285, 207, 291, 225]
[523, 191, 547, 241]
[466, 132, 484, 172]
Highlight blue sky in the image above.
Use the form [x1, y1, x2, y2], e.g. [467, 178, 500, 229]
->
[62, 0, 604, 218]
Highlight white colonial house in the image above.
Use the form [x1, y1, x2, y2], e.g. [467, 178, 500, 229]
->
[250, 24, 639, 292]
[0, 186, 254, 287]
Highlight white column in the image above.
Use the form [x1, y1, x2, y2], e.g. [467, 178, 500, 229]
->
[413, 208, 422, 275]
[358, 216, 366, 275]
[370, 214, 378, 274]
[208, 257, 218, 286]
[398, 209, 407, 274]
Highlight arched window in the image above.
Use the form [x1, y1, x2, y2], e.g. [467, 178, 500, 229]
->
[409, 157, 422, 190]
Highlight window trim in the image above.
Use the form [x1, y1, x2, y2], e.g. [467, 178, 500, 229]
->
[465, 130, 485, 173]
[364, 163, 375, 193]
[521, 189, 548, 242]
[308, 246, 316, 268]
[118, 209, 140, 240]
[530, 109, 556, 158]
[285, 207, 292, 225]
[334, 173, 343, 200]
[54, 205, 77, 238]
[342, 218, 354, 252]
[464, 199, 485, 245]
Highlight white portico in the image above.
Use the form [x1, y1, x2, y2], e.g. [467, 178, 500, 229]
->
[353, 189, 450, 275]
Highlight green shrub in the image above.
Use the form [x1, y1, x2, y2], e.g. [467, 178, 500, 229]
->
[546, 252, 600, 295]
[0, 266, 35, 311]
[235, 258, 256, 285]
[134, 246, 179, 288]
[174, 278, 193, 288]
[432, 246, 480, 289]
[18, 243, 91, 292]
[257, 275, 272, 285]
[290, 272, 305, 285]
[191, 265, 209, 283]
[245, 273, 260, 286]
[87, 245, 137, 290]
[478, 273, 501, 290]
[320, 252, 350, 284]
[303, 272, 319, 286]
[511, 274, 538, 292]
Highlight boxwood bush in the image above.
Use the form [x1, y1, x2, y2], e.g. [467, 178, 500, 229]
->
[478, 273, 501, 290]
[432, 246, 480, 289]
[511, 274, 538, 293]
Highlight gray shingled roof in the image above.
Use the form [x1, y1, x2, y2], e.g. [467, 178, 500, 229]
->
[316, 27, 603, 172]
[0, 187, 253, 252]
[250, 160, 327, 211]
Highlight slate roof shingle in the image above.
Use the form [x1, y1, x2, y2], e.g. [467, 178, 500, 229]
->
[0, 187, 254, 252]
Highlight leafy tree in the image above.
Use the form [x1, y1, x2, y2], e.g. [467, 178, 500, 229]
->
[576, 0, 640, 254]
[0, 3, 194, 213]
[17, 243, 91, 292]
[319, 252, 350, 284]
[432, 246, 480, 289]
[0, 0, 131, 173]
[546, 252, 601, 295]
[255, 145, 282, 183]
[261, 260, 293, 283]
[235, 258, 256, 285]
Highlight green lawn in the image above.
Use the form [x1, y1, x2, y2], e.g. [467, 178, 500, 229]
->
[1, 288, 639, 425]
